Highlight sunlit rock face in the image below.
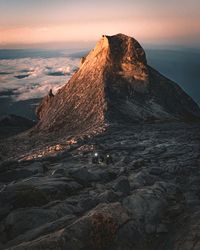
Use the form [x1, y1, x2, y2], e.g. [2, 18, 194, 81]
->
[1, 35, 200, 250]
[36, 90, 54, 120]
[35, 33, 200, 134]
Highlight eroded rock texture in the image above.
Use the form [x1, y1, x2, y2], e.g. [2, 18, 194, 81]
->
[34, 34, 200, 134]
[0, 123, 200, 250]
[0, 34, 200, 250]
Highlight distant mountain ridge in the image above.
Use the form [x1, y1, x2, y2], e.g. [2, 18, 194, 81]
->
[0, 114, 35, 139]
[34, 34, 200, 134]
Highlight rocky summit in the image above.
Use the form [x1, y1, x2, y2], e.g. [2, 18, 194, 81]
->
[0, 34, 200, 250]
[35, 33, 200, 135]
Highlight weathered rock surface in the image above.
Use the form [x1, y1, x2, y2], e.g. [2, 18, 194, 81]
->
[0, 122, 199, 250]
[0, 34, 200, 249]
[35, 90, 54, 120]
[33, 33, 200, 135]
[1, 33, 200, 161]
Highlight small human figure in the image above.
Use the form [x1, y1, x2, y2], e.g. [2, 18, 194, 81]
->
[92, 152, 99, 164]
[48, 89, 54, 98]
[105, 154, 114, 165]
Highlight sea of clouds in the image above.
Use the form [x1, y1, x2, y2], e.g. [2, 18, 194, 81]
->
[0, 56, 80, 101]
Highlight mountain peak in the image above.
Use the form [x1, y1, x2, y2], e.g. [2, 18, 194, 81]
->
[81, 33, 148, 90]
[106, 33, 147, 64]
[34, 34, 200, 135]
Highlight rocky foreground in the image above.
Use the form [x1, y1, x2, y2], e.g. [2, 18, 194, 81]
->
[0, 122, 200, 250]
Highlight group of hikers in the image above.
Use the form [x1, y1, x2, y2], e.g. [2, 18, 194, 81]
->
[91, 152, 114, 165]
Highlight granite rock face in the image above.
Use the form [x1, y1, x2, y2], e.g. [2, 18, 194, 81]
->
[34, 34, 200, 134]
[0, 34, 200, 250]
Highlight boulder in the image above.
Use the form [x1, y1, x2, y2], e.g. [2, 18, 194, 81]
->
[113, 176, 130, 195]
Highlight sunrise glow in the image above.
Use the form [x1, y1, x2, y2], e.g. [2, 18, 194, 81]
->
[0, 0, 200, 48]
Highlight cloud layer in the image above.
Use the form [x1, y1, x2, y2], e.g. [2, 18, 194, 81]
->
[0, 56, 79, 100]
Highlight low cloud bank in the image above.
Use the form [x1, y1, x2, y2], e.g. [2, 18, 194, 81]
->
[0, 57, 79, 101]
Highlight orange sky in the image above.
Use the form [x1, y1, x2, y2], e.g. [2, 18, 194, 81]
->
[0, 0, 200, 48]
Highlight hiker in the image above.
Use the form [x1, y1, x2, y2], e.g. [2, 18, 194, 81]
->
[92, 152, 99, 164]
[105, 154, 114, 165]
[49, 89, 54, 98]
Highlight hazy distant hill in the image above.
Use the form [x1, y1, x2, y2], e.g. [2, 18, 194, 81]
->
[146, 49, 200, 105]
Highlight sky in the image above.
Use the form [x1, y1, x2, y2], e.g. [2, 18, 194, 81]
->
[0, 0, 200, 48]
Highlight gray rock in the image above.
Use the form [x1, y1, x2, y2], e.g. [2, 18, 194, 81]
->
[0, 169, 33, 183]
[118, 166, 128, 175]
[128, 170, 159, 189]
[98, 190, 119, 203]
[68, 167, 100, 184]
[0, 208, 60, 242]
[0, 122, 200, 250]
[123, 182, 179, 231]
[51, 168, 66, 176]
[6, 202, 130, 250]
[27, 162, 44, 174]
[15, 176, 82, 199]
[156, 224, 168, 233]
[145, 224, 156, 234]
[112, 220, 143, 250]
[0, 177, 82, 217]
[4, 215, 76, 249]
[113, 176, 130, 195]
[149, 167, 164, 176]
[79, 197, 99, 211]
